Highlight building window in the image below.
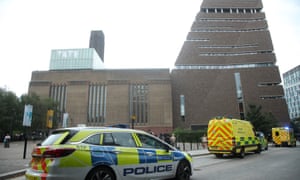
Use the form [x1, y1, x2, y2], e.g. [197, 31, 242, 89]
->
[129, 84, 148, 124]
[49, 84, 67, 125]
[88, 83, 106, 125]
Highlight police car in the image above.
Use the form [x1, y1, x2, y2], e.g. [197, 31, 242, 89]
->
[25, 127, 193, 180]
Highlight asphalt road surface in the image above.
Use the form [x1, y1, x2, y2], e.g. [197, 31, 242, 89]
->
[191, 146, 300, 180]
[8, 145, 300, 180]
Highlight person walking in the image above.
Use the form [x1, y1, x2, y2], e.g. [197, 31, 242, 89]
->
[170, 133, 176, 147]
[3, 133, 11, 148]
[201, 134, 207, 149]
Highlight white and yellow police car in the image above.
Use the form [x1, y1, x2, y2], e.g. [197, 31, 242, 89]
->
[25, 127, 193, 180]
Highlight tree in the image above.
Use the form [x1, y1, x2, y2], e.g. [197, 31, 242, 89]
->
[0, 88, 22, 139]
[246, 104, 279, 137]
[290, 117, 300, 137]
[20, 93, 58, 132]
[0, 88, 59, 141]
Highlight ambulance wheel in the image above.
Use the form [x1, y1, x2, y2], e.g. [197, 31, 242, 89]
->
[85, 166, 116, 180]
[239, 148, 245, 158]
[256, 145, 261, 154]
[175, 160, 191, 180]
[215, 154, 223, 158]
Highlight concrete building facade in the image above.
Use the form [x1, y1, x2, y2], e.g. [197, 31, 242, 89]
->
[283, 65, 300, 120]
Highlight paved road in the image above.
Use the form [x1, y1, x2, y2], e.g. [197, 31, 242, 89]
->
[0, 140, 209, 179]
[0, 140, 37, 174]
[191, 145, 300, 180]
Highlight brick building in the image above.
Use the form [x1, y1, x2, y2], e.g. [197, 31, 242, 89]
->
[28, 0, 290, 133]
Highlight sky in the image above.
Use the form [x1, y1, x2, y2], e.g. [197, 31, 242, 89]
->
[0, 0, 299, 97]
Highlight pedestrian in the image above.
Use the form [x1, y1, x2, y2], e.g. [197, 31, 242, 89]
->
[170, 133, 176, 147]
[3, 133, 11, 148]
[201, 134, 207, 149]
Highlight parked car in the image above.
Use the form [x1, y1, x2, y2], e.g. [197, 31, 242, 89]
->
[25, 127, 193, 180]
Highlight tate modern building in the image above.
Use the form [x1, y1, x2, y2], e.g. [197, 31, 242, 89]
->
[29, 0, 290, 134]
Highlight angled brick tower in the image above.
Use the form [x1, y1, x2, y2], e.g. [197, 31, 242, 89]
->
[171, 0, 290, 129]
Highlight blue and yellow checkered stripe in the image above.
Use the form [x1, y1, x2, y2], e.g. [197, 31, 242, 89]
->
[90, 146, 178, 166]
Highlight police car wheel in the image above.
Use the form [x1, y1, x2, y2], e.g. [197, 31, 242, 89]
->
[85, 166, 116, 180]
[175, 160, 191, 180]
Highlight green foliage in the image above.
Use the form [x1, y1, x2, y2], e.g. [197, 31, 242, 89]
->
[246, 104, 279, 136]
[0, 89, 58, 140]
[20, 93, 58, 131]
[0, 89, 22, 137]
[290, 117, 300, 135]
[173, 128, 207, 143]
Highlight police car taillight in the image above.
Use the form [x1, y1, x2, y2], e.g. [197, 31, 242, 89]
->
[43, 148, 75, 158]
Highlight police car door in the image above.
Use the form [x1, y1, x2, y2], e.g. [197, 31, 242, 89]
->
[107, 132, 145, 180]
[133, 133, 175, 179]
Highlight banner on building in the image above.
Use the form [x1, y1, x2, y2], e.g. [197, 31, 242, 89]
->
[23, 105, 33, 127]
[46, 109, 54, 128]
[62, 113, 69, 128]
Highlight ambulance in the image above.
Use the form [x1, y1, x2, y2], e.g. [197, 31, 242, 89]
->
[207, 117, 261, 158]
[272, 127, 296, 147]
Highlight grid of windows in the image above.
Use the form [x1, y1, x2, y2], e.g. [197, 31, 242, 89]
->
[283, 66, 300, 119]
[88, 84, 107, 125]
[129, 84, 149, 124]
[49, 84, 67, 125]
[175, 63, 273, 70]
[201, 8, 261, 14]
[197, 51, 272, 56]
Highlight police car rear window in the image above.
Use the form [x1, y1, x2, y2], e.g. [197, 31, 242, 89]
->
[41, 130, 78, 145]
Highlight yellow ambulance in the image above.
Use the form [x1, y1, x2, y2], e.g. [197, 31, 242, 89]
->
[207, 117, 261, 158]
[272, 127, 296, 147]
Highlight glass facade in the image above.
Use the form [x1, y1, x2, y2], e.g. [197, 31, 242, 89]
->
[50, 48, 104, 70]
[283, 65, 300, 119]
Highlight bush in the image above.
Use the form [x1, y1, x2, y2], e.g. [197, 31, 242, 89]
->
[173, 128, 207, 143]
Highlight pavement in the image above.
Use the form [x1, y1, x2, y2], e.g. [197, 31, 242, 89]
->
[0, 140, 36, 179]
[0, 141, 210, 179]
